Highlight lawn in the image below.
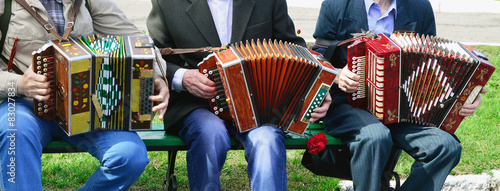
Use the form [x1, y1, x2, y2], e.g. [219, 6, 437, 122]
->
[41, 45, 500, 190]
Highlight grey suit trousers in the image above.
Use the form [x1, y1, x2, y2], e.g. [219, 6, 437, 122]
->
[323, 96, 461, 191]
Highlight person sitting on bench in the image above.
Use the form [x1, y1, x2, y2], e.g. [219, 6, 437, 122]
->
[146, 0, 331, 190]
[311, 0, 486, 190]
[0, 0, 169, 190]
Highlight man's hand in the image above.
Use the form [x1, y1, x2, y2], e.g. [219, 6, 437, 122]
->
[182, 69, 216, 99]
[17, 65, 51, 101]
[150, 77, 169, 120]
[335, 65, 360, 93]
[309, 92, 332, 123]
[459, 88, 488, 118]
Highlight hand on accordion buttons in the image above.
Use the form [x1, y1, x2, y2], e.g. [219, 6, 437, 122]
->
[309, 92, 332, 123]
[182, 69, 217, 99]
[336, 65, 360, 93]
[150, 77, 170, 120]
[18, 64, 51, 101]
[459, 88, 488, 118]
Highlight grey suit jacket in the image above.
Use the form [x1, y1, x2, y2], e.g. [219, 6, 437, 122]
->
[147, 0, 306, 130]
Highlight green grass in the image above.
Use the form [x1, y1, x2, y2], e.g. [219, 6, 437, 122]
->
[40, 45, 500, 190]
[41, 150, 340, 190]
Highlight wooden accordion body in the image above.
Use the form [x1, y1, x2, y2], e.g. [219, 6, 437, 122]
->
[347, 32, 495, 134]
[198, 39, 337, 135]
[32, 35, 156, 136]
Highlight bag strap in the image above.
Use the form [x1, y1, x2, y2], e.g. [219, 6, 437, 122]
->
[14, 0, 82, 41]
[0, 0, 12, 64]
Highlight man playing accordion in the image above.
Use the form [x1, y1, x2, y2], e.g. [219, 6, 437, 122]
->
[312, 0, 486, 190]
[0, 0, 169, 190]
[147, 0, 331, 190]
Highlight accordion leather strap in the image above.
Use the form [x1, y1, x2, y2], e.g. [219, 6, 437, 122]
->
[159, 44, 228, 55]
[14, 0, 82, 41]
[61, 0, 83, 40]
[338, 29, 379, 47]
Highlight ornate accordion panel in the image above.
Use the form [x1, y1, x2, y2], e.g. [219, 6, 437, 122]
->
[198, 39, 337, 135]
[32, 35, 156, 136]
[347, 32, 495, 134]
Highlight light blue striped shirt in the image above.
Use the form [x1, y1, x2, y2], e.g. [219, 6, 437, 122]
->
[364, 0, 397, 36]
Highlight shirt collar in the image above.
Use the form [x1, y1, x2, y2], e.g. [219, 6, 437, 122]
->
[364, 0, 398, 19]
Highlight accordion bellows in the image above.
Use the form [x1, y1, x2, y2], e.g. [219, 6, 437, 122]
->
[198, 39, 338, 135]
[32, 35, 156, 136]
[347, 32, 495, 134]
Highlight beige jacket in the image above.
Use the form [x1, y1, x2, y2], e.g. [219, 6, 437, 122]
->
[0, 0, 166, 100]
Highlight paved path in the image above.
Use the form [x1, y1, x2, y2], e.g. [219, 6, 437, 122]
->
[117, 0, 500, 46]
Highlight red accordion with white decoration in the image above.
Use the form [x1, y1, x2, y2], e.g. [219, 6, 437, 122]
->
[347, 32, 495, 134]
[198, 39, 338, 135]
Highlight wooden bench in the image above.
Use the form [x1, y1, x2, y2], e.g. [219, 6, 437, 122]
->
[42, 123, 400, 190]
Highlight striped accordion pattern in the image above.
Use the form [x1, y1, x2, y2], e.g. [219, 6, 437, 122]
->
[347, 32, 495, 134]
[198, 39, 337, 135]
[32, 35, 156, 136]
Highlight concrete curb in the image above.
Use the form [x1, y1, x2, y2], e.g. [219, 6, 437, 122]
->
[338, 170, 500, 191]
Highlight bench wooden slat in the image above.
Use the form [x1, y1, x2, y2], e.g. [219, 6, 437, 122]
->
[43, 123, 343, 152]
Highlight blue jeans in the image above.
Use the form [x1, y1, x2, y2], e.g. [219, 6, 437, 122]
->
[0, 98, 149, 190]
[323, 102, 462, 191]
[177, 108, 286, 191]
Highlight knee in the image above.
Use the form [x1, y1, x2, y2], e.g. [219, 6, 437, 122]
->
[437, 136, 462, 163]
[184, 120, 230, 150]
[358, 124, 392, 148]
[247, 126, 284, 149]
[199, 123, 229, 142]
[103, 142, 149, 173]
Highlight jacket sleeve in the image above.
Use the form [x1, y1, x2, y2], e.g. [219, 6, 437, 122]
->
[0, 70, 22, 99]
[147, 0, 183, 85]
[311, 0, 346, 67]
[0, 0, 21, 99]
[272, 0, 306, 47]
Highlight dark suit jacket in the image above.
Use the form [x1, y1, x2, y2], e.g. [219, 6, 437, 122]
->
[311, 0, 436, 106]
[147, 0, 306, 130]
[312, 0, 436, 67]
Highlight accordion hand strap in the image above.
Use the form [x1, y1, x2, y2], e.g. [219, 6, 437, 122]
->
[14, 0, 82, 41]
[159, 44, 229, 55]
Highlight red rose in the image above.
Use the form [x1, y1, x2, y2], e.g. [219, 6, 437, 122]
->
[307, 132, 327, 154]
[297, 29, 302, 34]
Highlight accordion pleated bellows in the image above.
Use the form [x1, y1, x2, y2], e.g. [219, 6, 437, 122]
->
[32, 35, 156, 136]
[347, 32, 495, 134]
[198, 39, 337, 135]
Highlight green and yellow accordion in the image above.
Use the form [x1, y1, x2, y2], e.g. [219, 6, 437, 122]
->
[32, 35, 156, 136]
